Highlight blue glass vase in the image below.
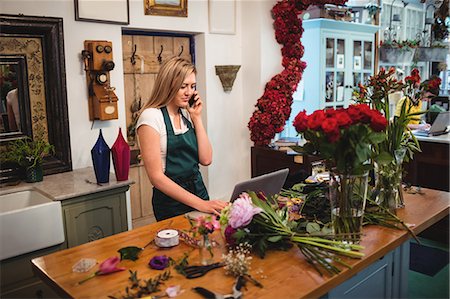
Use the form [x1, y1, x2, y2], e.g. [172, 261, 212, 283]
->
[91, 129, 111, 184]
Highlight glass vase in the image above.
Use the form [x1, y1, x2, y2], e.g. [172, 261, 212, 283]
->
[199, 234, 213, 265]
[91, 129, 111, 184]
[329, 170, 369, 244]
[111, 127, 130, 181]
[374, 148, 406, 214]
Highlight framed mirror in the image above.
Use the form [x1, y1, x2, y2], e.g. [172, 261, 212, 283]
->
[0, 54, 32, 139]
[0, 14, 72, 183]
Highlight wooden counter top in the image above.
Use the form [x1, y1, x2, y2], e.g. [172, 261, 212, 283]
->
[32, 188, 449, 299]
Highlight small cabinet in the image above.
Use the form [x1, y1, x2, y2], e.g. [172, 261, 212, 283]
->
[282, 19, 378, 137]
[62, 186, 129, 247]
[0, 185, 130, 298]
[0, 244, 64, 298]
[322, 241, 409, 299]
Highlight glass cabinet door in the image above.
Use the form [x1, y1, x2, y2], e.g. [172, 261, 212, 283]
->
[352, 40, 373, 86]
[325, 36, 374, 109]
[325, 38, 346, 109]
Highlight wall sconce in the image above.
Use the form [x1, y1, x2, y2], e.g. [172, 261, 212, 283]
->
[384, 0, 408, 42]
[215, 65, 241, 92]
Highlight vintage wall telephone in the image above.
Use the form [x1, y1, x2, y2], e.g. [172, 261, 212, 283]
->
[82, 40, 118, 121]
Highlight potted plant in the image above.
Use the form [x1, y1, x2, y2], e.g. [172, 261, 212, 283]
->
[379, 39, 419, 64]
[415, 17, 449, 62]
[2, 137, 54, 182]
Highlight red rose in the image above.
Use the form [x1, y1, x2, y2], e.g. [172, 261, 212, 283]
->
[355, 104, 372, 123]
[335, 110, 352, 128]
[370, 111, 387, 132]
[307, 110, 326, 130]
[321, 117, 338, 134]
[293, 110, 308, 132]
[347, 105, 362, 122]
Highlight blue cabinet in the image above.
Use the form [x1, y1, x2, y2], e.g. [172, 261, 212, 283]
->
[282, 19, 379, 137]
[322, 241, 410, 299]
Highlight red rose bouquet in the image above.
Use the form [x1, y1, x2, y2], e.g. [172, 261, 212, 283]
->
[293, 104, 387, 175]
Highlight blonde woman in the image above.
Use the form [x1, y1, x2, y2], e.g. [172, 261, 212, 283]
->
[137, 57, 227, 221]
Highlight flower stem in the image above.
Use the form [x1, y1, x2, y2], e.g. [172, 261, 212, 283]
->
[78, 272, 98, 284]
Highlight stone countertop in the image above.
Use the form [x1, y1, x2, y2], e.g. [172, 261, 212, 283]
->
[0, 167, 134, 201]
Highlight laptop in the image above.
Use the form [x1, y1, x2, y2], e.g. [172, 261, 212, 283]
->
[185, 168, 289, 220]
[413, 111, 450, 137]
[229, 168, 289, 202]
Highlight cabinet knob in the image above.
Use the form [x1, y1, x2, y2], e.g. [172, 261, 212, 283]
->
[345, 85, 353, 89]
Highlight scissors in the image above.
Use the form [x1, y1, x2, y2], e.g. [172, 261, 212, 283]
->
[183, 262, 224, 279]
[193, 276, 245, 299]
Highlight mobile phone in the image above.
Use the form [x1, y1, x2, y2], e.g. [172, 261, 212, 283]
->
[188, 93, 196, 107]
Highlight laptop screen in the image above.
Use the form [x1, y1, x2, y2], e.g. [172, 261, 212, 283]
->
[184, 168, 289, 220]
[229, 168, 289, 202]
[428, 111, 450, 135]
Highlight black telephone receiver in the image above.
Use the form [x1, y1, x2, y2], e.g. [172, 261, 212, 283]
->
[188, 92, 196, 107]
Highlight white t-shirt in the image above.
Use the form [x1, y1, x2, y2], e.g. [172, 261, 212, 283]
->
[136, 107, 193, 171]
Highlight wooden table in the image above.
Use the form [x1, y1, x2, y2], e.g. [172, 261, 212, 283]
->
[32, 189, 449, 299]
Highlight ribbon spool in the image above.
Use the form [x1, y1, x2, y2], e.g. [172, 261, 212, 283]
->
[155, 229, 179, 248]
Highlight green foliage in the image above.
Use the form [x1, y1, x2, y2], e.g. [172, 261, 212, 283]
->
[232, 191, 364, 275]
[117, 246, 142, 261]
[2, 137, 54, 169]
[380, 39, 420, 49]
[108, 270, 171, 299]
[353, 67, 422, 164]
[171, 253, 190, 276]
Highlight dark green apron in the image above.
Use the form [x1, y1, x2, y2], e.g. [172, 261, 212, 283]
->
[152, 107, 209, 221]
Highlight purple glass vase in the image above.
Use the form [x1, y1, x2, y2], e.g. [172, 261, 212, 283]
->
[111, 127, 130, 181]
[91, 129, 111, 184]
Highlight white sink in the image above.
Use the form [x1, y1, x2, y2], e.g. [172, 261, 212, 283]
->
[0, 189, 65, 261]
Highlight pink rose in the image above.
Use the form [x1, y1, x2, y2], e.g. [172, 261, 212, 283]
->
[228, 193, 262, 229]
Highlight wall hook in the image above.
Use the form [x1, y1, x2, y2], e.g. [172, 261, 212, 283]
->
[130, 44, 137, 65]
[157, 45, 164, 64]
[178, 45, 184, 57]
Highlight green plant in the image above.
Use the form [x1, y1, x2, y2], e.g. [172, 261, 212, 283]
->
[380, 39, 420, 49]
[2, 137, 54, 169]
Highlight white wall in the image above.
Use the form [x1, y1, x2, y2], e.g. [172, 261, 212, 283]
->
[0, 0, 281, 200]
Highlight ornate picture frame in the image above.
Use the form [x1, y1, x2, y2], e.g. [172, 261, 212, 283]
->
[75, 0, 130, 25]
[0, 14, 72, 182]
[145, 0, 187, 17]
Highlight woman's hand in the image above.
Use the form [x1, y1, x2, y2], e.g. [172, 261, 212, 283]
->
[408, 123, 431, 130]
[196, 199, 229, 217]
[187, 92, 203, 120]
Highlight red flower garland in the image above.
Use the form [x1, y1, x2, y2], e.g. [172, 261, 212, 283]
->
[248, 0, 347, 146]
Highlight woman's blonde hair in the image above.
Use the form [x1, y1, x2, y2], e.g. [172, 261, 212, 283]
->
[140, 56, 196, 112]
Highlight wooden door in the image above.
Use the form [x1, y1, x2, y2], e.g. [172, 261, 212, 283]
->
[122, 33, 193, 228]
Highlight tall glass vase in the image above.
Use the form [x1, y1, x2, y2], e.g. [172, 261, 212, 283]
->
[91, 129, 111, 184]
[375, 148, 406, 214]
[329, 170, 369, 244]
[111, 128, 130, 181]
